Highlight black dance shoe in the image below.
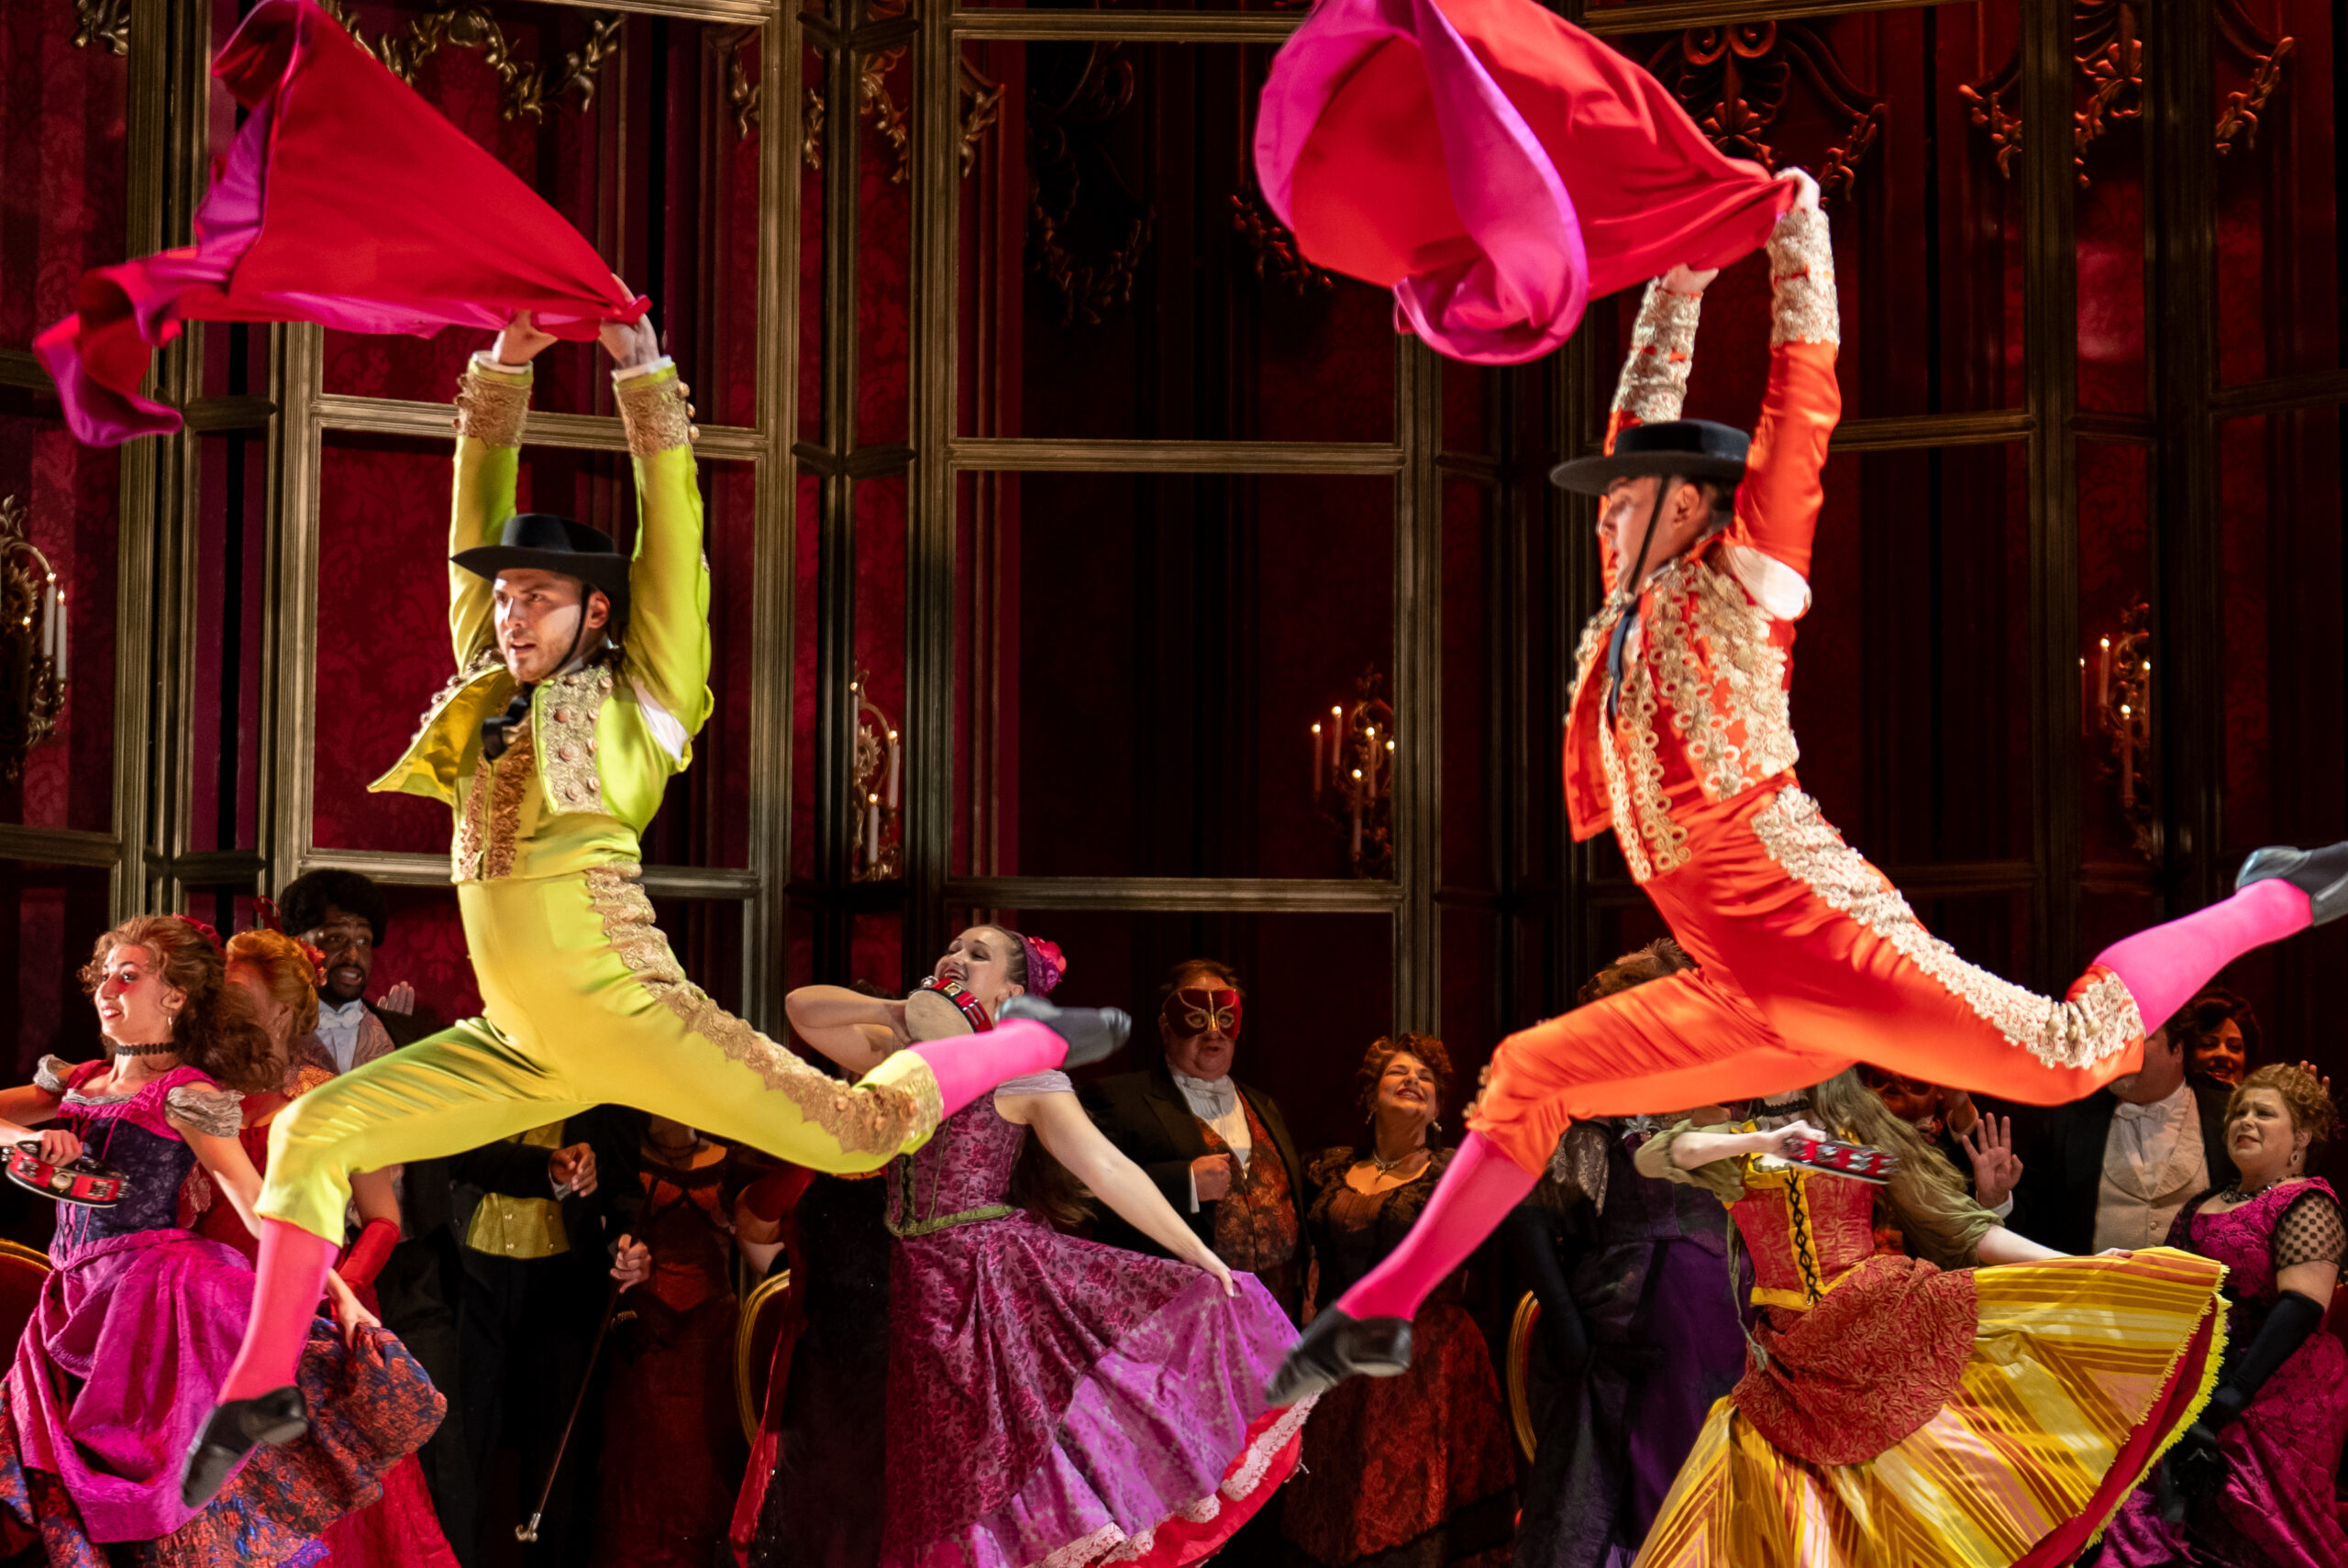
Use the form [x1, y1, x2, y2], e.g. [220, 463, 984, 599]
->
[180, 1386, 308, 1507]
[996, 996, 1132, 1068]
[2236, 840, 2348, 925]
[1264, 1307, 1413, 1405]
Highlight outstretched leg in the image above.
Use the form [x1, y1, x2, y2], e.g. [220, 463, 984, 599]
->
[1268, 967, 1833, 1402]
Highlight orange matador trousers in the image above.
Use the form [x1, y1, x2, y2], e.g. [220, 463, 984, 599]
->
[1471, 778, 2147, 1175]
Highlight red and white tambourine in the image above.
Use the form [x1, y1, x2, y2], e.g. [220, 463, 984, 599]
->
[6, 1142, 129, 1207]
[1774, 1134, 1899, 1185]
[904, 977, 994, 1042]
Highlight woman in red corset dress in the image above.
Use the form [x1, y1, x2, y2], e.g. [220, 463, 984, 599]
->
[211, 929, 458, 1568]
[1273, 170, 2348, 1407]
[1627, 1071, 2225, 1566]
[1280, 1036, 1514, 1568]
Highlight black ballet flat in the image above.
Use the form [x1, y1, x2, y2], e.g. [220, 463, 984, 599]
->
[180, 1386, 308, 1508]
[2237, 840, 2348, 926]
[996, 997, 1132, 1068]
[1264, 1308, 1413, 1406]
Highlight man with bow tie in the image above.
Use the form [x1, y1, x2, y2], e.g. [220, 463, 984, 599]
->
[1080, 958, 1312, 1322]
[2011, 1013, 2232, 1258]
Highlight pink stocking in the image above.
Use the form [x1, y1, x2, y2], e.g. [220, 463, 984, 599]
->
[1334, 1132, 1539, 1321]
[2092, 878, 2311, 1033]
[219, 1220, 334, 1401]
[908, 1019, 1069, 1120]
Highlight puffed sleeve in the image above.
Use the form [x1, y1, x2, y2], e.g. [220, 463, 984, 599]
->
[1631, 1120, 1749, 1203]
[163, 1083, 247, 1140]
[2273, 1187, 2348, 1272]
[33, 1055, 78, 1096]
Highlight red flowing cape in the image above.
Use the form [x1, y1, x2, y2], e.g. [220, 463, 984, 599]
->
[35, 0, 646, 447]
[1253, 0, 1794, 364]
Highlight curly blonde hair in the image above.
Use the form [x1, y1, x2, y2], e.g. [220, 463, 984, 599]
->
[79, 916, 280, 1095]
[224, 929, 323, 1043]
[2228, 1063, 2340, 1152]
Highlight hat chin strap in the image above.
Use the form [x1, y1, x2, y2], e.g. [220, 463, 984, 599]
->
[1604, 479, 1677, 721]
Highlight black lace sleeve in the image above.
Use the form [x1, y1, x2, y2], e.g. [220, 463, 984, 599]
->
[2272, 1188, 2348, 1272]
[1304, 1146, 1356, 1201]
[2166, 1187, 2221, 1253]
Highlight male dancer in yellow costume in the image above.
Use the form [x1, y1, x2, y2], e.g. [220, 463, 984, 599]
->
[183, 307, 1124, 1501]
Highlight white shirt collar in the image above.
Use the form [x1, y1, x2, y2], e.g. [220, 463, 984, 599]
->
[1169, 1068, 1237, 1119]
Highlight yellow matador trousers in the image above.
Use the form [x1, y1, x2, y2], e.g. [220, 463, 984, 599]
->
[259, 867, 943, 1242]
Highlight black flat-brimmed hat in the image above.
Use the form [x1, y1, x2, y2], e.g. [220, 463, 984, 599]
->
[1549, 419, 1751, 496]
[450, 513, 630, 618]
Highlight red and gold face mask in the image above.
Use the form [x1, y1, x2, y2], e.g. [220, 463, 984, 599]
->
[1162, 988, 1242, 1042]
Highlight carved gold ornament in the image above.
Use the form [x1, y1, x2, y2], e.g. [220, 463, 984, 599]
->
[0, 495, 70, 787]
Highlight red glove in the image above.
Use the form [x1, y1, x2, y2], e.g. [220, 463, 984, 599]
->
[336, 1218, 400, 1292]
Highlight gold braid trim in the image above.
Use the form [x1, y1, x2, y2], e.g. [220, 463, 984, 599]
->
[1750, 788, 2144, 1070]
[1690, 564, 1799, 783]
[1767, 206, 1839, 349]
[539, 666, 612, 812]
[1613, 280, 1703, 427]
[581, 865, 943, 1158]
[482, 721, 533, 880]
[614, 371, 695, 457]
[454, 363, 532, 447]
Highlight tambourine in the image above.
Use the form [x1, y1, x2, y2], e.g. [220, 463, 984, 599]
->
[1770, 1134, 1899, 1185]
[6, 1142, 129, 1207]
[905, 977, 994, 1042]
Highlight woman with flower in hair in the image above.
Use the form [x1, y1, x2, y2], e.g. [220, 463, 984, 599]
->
[2103, 1062, 2348, 1568]
[783, 925, 1312, 1568]
[0, 915, 443, 1565]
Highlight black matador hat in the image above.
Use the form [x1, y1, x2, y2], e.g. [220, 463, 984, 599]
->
[450, 513, 631, 623]
[1549, 418, 1751, 496]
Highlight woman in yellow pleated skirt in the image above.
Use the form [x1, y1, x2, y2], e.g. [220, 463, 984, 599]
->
[1628, 1072, 2225, 1568]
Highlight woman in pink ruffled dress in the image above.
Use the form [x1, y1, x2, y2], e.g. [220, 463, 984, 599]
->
[784, 930, 1312, 1568]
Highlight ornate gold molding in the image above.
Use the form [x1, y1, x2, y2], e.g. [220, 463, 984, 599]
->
[317, 0, 626, 121]
[725, 28, 761, 140]
[0, 495, 69, 787]
[71, 0, 130, 56]
[1643, 23, 1884, 204]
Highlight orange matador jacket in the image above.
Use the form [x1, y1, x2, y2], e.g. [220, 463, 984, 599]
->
[1561, 205, 1843, 884]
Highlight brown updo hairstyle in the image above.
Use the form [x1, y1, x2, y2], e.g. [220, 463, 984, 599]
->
[223, 929, 324, 1043]
[1577, 937, 1694, 1006]
[77, 915, 280, 1095]
[2226, 1063, 2341, 1153]
[1356, 1032, 1456, 1128]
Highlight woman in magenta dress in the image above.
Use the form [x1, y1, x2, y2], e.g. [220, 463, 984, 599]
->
[2103, 1063, 2348, 1568]
[0, 914, 443, 1567]
[785, 930, 1312, 1568]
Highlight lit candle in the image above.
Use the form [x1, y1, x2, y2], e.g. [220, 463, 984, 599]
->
[1365, 725, 1379, 792]
[885, 729, 901, 810]
[2119, 705, 2134, 809]
[40, 581, 55, 664]
[2097, 637, 2110, 712]
[1311, 723, 1324, 793]
[54, 591, 66, 685]
[866, 794, 880, 869]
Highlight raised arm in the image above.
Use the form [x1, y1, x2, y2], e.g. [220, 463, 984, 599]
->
[1597, 271, 1706, 597]
[1727, 177, 1840, 584]
[610, 315, 714, 738]
[782, 985, 905, 1076]
[449, 333, 536, 668]
[1004, 1089, 1237, 1296]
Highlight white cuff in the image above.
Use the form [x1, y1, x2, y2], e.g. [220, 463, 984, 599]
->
[1990, 1195, 2014, 1220]
[471, 348, 535, 380]
[612, 354, 675, 384]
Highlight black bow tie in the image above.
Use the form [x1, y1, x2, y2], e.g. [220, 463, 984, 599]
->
[482, 684, 535, 762]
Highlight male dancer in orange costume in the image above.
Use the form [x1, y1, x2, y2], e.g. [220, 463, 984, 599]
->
[1270, 171, 2348, 1398]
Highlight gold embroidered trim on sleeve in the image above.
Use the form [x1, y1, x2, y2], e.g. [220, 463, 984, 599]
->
[1749, 787, 2143, 1069]
[538, 666, 613, 814]
[581, 865, 943, 1159]
[1687, 561, 1800, 785]
[1767, 206, 1839, 349]
[615, 372, 694, 457]
[454, 365, 532, 448]
[1614, 280, 1703, 427]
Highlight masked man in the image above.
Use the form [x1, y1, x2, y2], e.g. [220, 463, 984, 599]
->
[1271, 171, 2348, 1400]
[186, 307, 1127, 1501]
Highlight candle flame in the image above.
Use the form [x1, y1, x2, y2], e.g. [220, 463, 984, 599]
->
[2121, 704, 2132, 717]
[1352, 768, 1362, 780]
[2099, 637, 2110, 650]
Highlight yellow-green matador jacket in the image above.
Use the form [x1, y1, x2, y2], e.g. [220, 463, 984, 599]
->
[255, 354, 940, 1244]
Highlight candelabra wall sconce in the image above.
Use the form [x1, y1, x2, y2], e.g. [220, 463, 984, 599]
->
[2084, 602, 2155, 863]
[1308, 668, 1395, 878]
[849, 671, 903, 882]
[0, 495, 68, 786]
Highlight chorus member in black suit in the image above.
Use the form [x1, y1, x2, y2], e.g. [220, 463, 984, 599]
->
[2012, 1012, 2232, 1259]
[1078, 958, 1310, 1321]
